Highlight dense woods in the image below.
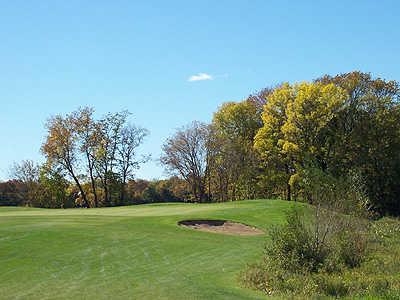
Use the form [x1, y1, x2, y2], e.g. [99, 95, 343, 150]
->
[1, 71, 399, 216]
[161, 71, 400, 215]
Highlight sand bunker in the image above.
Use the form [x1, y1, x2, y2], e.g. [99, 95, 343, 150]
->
[178, 219, 264, 236]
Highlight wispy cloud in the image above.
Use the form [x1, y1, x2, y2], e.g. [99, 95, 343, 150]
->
[188, 73, 213, 82]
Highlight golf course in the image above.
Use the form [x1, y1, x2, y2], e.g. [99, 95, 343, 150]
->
[0, 199, 295, 299]
[2, 1, 400, 298]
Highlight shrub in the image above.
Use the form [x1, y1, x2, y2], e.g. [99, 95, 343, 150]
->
[336, 228, 368, 268]
[242, 169, 377, 297]
[266, 208, 330, 273]
[315, 274, 349, 297]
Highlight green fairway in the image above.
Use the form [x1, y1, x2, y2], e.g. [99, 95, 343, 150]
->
[0, 199, 296, 299]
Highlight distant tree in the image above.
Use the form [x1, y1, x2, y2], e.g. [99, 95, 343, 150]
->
[205, 126, 231, 201]
[0, 180, 26, 206]
[254, 83, 296, 200]
[71, 107, 101, 207]
[247, 86, 274, 114]
[11, 160, 39, 183]
[42, 114, 90, 207]
[280, 82, 346, 171]
[37, 164, 72, 208]
[117, 124, 149, 202]
[318, 72, 400, 215]
[126, 179, 150, 203]
[10, 160, 40, 206]
[42, 108, 149, 208]
[94, 111, 129, 206]
[161, 121, 209, 202]
[210, 100, 262, 200]
[160, 176, 190, 201]
[142, 184, 160, 203]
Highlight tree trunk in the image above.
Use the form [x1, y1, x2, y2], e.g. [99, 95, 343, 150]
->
[285, 164, 292, 201]
[104, 181, 109, 206]
[120, 173, 127, 204]
[207, 169, 211, 202]
[91, 176, 98, 207]
[87, 154, 98, 207]
[287, 182, 291, 201]
[71, 173, 89, 208]
[89, 169, 98, 207]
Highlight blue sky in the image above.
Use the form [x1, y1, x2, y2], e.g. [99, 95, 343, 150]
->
[1, 0, 399, 180]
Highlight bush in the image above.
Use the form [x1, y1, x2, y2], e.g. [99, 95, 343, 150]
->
[240, 263, 271, 295]
[315, 274, 349, 297]
[242, 169, 378, 297]
[266, 208, 329, 273]
[264, 206, 369, 274]
[336, 229, 367, 268]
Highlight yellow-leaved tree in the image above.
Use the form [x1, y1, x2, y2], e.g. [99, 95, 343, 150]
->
[254, 82, 347, 200]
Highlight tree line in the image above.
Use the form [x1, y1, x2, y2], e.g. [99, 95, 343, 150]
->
[1, 71, 399, 215]
[0, 169, 190, 208]
[0, 107, 195, 208]
[160, 72, 400, 215]
[1, 108, 151, 208]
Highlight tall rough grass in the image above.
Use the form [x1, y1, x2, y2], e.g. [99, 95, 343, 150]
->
[242, 169, 400, 298]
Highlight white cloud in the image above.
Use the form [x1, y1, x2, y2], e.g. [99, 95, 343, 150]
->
[188, 73, 213, 82]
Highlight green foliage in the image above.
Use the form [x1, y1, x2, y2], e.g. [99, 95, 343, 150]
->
[240, 170, 392, 297]
[37, 165, 73, 208]
[254, 81, 347, 201]
[142, 185, 160, 203]
[317, 72, 400, 215]
[122, 177, 190, 205]
[0, 180, 26, 206]
[213, 100, 261, 142]
[253, 72, 400, 216]
[243, 214, 400, 298]
[242, 196, 400, 299]
[5, 71, 399, 216]
[208, 100, 263, 201]
[267, 208, 330, 273]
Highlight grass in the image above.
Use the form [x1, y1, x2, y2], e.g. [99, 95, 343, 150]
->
[0, 199, 297, 300]
[2, 200, 398, 299]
